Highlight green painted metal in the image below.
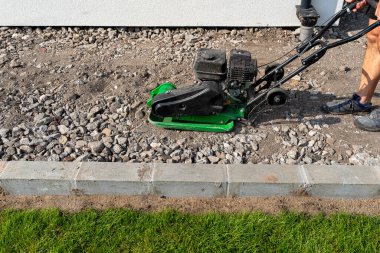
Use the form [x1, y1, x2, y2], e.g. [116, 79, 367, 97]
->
[148, 114, 234, 132]
[146, 82, 177, 107]
[147, 82, 245, 132]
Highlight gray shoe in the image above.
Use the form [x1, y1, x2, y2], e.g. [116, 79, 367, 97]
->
[354, 108, 380, 132]
[321, 94, 372, 115]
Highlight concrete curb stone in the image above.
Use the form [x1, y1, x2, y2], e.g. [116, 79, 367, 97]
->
[227, 164, 306, 197]
[0, 161, 80, 195]
[0, 162, 379, 199]
[0, 161, 9, 195]
[303, 165, 380, 198]
[152, 163, 227, 197]
[75, 162, 154, 195]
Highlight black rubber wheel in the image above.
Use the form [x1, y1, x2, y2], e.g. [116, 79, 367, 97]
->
[264, 64, 285, 82]
[266, 88, 287, 106]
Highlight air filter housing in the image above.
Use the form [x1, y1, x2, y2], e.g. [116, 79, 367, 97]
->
[193, 48, 227, 82]
[227, 49, 257, 88]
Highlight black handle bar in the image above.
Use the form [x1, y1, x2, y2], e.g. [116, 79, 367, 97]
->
[246, 0, 380, 110]
[366, 0, 378, 9]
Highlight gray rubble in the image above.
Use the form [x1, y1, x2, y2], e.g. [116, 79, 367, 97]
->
[0, 22, 379, 165]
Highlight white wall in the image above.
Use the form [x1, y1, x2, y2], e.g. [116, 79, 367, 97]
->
[0, 0, 344, 27]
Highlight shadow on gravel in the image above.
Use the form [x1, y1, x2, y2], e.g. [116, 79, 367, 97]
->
[242, 90, 342, 128]
[337, 12, 369, 35]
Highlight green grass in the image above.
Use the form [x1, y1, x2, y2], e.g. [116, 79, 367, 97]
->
[0, 209, 379, 253]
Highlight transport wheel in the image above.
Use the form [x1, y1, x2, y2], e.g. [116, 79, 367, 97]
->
[266, 88, 287, 106]
[264, 64, 285, 82]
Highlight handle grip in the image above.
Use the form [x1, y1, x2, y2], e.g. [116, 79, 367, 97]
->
[346, 1, 363, 11]
[346, 0, 378, 11]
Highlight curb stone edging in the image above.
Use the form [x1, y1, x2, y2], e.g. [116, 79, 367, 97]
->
[0, 161, 379, 198]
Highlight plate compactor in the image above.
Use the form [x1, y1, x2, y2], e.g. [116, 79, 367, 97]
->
[147, 0, 380, 132]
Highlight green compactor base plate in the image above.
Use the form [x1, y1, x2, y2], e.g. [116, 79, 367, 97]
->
[147, 83, 245, 133]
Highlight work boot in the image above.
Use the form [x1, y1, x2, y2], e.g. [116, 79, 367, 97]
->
[321, 93, 372, 115]
[354, 108, 380, 132]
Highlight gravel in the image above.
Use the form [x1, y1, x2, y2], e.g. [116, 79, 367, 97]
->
[2, 88, 379, 164]
[0, 13, 379, 165]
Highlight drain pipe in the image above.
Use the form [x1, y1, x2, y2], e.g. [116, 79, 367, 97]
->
[296, 0, 320, 42]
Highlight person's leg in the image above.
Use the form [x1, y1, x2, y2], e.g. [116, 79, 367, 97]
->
[356, 19, 380, 104]
[354, 18, 380, 131]
[321, 19, 379, 114]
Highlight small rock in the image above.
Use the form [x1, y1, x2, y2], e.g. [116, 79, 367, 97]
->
[131, 101, 142, 110]
[5, 147, 16, 156]
[208, 156, 220, 164]
[251, 142, 259, 151]
[290, 135, 298, 146]
[298, 123, 308, 133]
[308, 140, 316, 148]
[39, 94, 49, 103]
[64, 146, 73, 153]
[19, 145, 33, 154]
[287, 149, 298, 160]
[116, 136, 128, 145]
[88, 141, 105, 153]
[0, 128, 9, 138]
[102, 128, 112, 137]
[352, 145, 363, 153]
[291, 75, 301, 81]
[281, 126, 290, 133]
[339, 65, 351, 72]
[324, 147, 336, 155]
[113, 144, 123, 154]
[134, 109, 145, 119]
[0, 54, 7, 65]
[285, 158, 297, 164]
[48, 154, 60, 161]
[58, 125, 69, 135]
[87, 121, 100, 131]
[326, 137, 335, 146]
[297, 139, 308, 147]
[76, 153, 90, 162]
[59, 135, 68, 145]
[349, 152, 380, 166]
[9, 59, 22, 68]
[88, 106, 102, 117]
[19, 138, 30, 145]
[36, 117, 52, 127]
[75, 140, 88, 149]
[110, 102, 121, 112]
[34, 113, 46, 123]
[150, 142, 161, 149]
[303, 156, 313, 164]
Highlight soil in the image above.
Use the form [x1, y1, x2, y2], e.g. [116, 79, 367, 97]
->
[1, 195, 380, 216]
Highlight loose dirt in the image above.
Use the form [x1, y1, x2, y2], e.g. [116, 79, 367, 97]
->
[1, 195, 380, 216]
[0, 13, 379, 165]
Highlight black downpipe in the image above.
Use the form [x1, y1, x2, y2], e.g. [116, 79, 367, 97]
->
[300, 0, 312, 9]
[296, 0, 320, 42]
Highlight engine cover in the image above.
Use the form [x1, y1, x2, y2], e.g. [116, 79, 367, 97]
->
[193, 49, 227, 82]
[227, 49, 257, 88]
[151, 81, 224, 117]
